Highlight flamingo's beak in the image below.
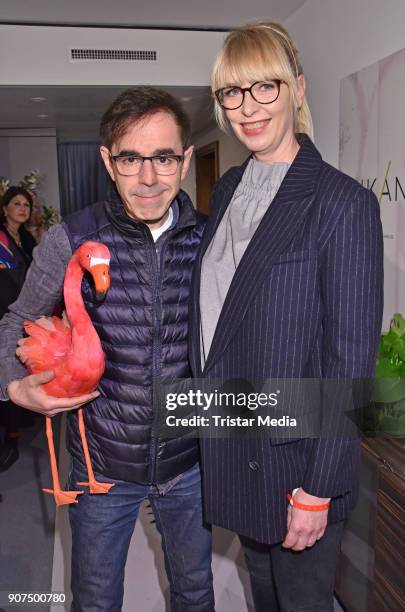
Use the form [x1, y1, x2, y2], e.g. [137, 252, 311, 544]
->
[90, 263, 111, 302]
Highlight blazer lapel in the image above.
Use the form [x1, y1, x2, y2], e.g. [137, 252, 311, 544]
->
[202, 136, 323, 374]
[200, 158, 250, 260]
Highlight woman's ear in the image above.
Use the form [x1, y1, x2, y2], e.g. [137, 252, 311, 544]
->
[297, 74, 306, 109]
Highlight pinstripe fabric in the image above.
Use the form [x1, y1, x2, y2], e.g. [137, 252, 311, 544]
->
[189, 135, 384, 545]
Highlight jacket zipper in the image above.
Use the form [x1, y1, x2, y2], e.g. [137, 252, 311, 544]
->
[147, 231, 169, 484]
[145, 207, 195, 483]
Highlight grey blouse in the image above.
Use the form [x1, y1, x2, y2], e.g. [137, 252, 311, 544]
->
[200, 159, 289, 367]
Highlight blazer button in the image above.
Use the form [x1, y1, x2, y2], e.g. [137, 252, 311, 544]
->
[248, 460, 259, 471]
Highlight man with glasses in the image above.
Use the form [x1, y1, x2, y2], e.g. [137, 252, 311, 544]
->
[0, 87, 214, 612]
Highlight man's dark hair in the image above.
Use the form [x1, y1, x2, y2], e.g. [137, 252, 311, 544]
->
[100, 86, 191, 150]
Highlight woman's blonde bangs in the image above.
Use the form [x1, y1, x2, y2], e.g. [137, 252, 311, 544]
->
[212, 30, 295, 92]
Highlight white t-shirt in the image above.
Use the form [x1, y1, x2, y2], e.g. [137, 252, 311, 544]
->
[150, 207, 174, 242]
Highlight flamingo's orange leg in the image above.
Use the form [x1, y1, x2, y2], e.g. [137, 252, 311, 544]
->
[76, 408, 114, 494]
[42, 416, 83, 506]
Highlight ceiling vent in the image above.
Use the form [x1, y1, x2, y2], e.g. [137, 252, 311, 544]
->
[70, 49, 157, 62]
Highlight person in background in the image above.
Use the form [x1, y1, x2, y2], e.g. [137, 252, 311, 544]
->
[0, 87, 214, 612]
[189, 22, 383, 611]
[0, 186, 36, 471]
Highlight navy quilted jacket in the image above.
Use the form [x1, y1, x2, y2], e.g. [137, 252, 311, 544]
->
[62, 190, 205, 484]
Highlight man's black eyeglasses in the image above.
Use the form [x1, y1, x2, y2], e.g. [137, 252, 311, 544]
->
[109, 153, 185, 176]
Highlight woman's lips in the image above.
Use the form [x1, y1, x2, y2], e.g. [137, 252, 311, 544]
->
[241, 119, 271, 135]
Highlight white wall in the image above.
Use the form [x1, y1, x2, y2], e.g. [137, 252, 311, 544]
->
[0, 25, 226, 87]
[285, 0, 405, 167]
[0, 129, 60, 211]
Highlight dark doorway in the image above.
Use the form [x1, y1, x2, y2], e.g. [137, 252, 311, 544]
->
[195, 141, 219, 216]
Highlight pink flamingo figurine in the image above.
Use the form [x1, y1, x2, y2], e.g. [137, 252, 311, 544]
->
[16, 241, 114, 506]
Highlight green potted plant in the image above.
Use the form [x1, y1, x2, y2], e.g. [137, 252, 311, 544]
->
[372, 313, 405, 435]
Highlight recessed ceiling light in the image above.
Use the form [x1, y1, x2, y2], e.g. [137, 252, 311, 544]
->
[180, 96, 192, 103]
[37, 114, 48, 118]
[31, 97, 46, 102]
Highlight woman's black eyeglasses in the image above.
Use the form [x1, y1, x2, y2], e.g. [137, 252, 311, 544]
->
[215, 80, 284, 110]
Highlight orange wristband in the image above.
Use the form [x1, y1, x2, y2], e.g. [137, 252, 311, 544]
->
[287, 493, 330, 512]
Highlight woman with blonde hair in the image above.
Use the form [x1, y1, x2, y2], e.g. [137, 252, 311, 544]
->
[189, 22, 383, 610]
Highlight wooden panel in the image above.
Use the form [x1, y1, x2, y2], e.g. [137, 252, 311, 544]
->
[365, 437, 405, 480]
[336, 439, 405, 611]
[374, 466, 405, 610]
[195, 141, 219, 215]
[374, 572, 405, 611]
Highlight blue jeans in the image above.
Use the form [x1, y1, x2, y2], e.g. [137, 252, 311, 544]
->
[68, 460, 214, 612]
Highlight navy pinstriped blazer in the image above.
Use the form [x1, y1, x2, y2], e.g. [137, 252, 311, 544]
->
[189, 135, 384, 545]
